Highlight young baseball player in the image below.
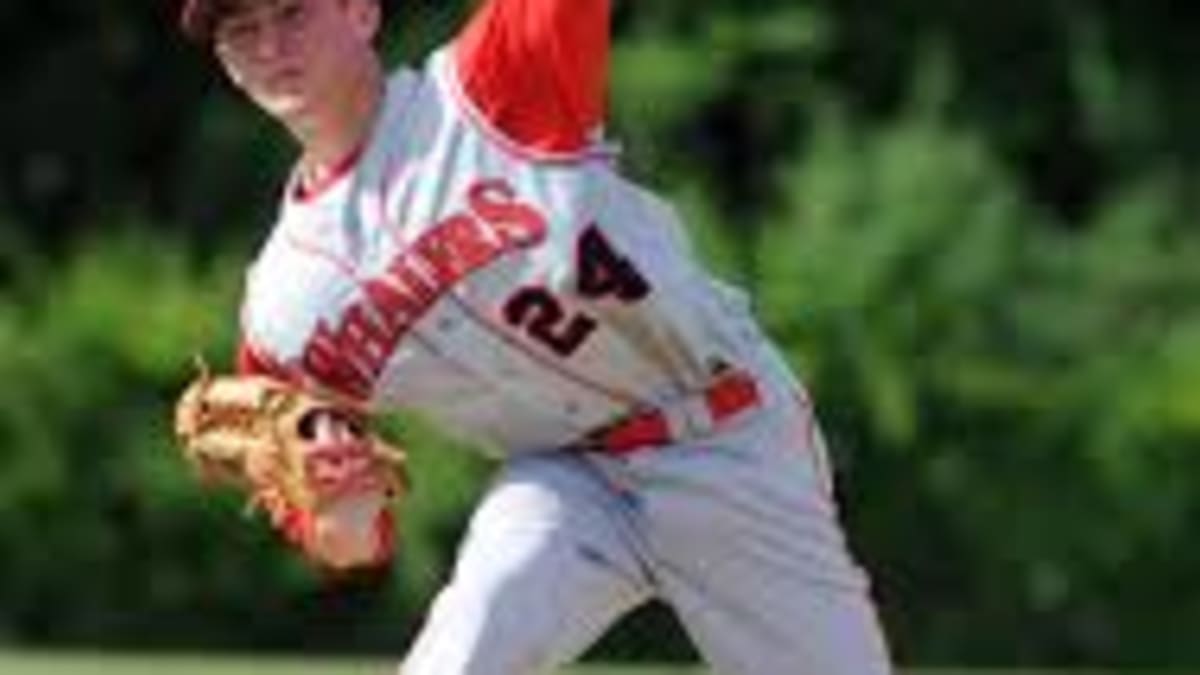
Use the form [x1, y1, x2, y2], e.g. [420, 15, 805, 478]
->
[178, 0, 895, 671]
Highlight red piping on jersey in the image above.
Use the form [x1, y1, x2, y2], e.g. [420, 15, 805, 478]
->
[290, 143, 366, 204]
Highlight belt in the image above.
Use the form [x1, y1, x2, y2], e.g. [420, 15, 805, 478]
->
[583, 369, 761, 456]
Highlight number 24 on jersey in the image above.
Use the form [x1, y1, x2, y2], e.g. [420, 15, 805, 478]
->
[502, 225, 650, 357]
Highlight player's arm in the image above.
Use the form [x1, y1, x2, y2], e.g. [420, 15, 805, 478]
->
[453, 0, 611, 155]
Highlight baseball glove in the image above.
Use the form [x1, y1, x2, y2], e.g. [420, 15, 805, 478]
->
[173, 363, 409, 572]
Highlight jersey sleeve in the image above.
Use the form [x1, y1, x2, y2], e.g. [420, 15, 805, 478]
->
[453, 0, 611, 155]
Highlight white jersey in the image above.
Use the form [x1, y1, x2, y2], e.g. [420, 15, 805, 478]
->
[225, 5, 892, 672]
[240, 50, 772, 454]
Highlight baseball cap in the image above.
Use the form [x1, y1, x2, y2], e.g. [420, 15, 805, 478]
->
[178, 0, 229, 42]
[178, 0, 389, 43]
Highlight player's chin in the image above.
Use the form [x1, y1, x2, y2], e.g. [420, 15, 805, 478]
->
[249, 90, 311, 123]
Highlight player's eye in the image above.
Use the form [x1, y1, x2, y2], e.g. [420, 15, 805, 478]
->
[276, 0, 308, 29]
[216, 18, 258, 48]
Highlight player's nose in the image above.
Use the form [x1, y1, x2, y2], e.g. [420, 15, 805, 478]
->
[254, 24, 287, 60]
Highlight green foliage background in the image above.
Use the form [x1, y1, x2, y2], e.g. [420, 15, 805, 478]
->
[1, 0, 1198, 668]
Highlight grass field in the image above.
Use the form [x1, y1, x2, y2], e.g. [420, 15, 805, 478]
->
[0, 652, 1144, 675]
[0, 653, 692, 675]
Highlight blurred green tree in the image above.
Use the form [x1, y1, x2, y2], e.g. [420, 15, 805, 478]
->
[0, 0, 1198, 667]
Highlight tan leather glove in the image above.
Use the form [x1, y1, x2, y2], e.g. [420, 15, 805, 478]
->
[173, 367, 409, 572]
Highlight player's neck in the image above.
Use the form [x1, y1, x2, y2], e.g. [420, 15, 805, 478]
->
[291, 62, 385, 190]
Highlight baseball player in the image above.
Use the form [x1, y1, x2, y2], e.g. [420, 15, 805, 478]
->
[177, 0, 894, 672]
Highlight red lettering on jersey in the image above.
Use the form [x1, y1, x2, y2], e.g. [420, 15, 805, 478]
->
[387, 258, 439, 311]
[362, 278, 421, 334]
[468, 179, 547, 247]
[304, 320, 375, 399]
[441, 212, 504, 271]
[412, 213, 480, 287]
[341, 304, 392, 366]
[238, 340, 290, 378]
[298, 178, 547, 399]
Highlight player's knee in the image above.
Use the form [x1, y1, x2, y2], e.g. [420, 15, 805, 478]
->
[402, 581, 556, 675]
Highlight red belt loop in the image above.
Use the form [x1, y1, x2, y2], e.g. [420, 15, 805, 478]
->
[596, 411, 671, 457]
[589, 369, 761, 456]
[705, 370, 760, 424]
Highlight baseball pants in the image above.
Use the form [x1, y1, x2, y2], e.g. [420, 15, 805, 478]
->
[401, 366, 893, 675]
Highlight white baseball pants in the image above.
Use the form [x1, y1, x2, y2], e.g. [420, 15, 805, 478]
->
[401, 368, 893, 675]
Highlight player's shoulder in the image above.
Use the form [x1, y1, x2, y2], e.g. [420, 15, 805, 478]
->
[374, 48, 498, 158]
[372, 52, 456, 140]
[385, 59, 423, 92]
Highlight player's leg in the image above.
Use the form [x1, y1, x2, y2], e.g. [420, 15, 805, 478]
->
[622, 371, 893, 675]
[660, 541, 892, 675]
[401, 451, 653, 675]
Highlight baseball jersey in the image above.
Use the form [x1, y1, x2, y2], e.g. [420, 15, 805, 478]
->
[236, 0, 770, 454]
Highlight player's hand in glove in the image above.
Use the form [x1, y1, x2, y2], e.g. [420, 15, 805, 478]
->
[172, 365, 409, 573]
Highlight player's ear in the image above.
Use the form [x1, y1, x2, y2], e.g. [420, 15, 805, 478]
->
[345, 0, 381, 42]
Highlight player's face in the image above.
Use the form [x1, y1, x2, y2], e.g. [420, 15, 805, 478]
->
[212, 0, 378, 124]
